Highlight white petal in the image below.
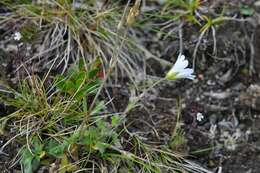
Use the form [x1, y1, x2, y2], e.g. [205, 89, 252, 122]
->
[14, 32, 22, 41]
[186, 75, 195, 80]
[178, 54, 185, 61]
[177, 69, 192, 77]
[176, 68, 195, 80]
[180, 68, 194, 75]
[166, 54, 195, 80]
[171, 55, 188, 72]
[176, 60, 188, 71]
[177, 73, 195, 80]
[179, 55, 189, 69]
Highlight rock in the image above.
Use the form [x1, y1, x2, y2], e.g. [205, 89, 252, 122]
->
[239, 84, 260, 110]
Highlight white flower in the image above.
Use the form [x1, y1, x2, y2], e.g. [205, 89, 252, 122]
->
[166, 55, 195, 80]
[14, 32, 22, 41]
[196, 112, 204, 122]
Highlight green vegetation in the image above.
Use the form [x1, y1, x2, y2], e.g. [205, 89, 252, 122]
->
[0, 59, 198, 172]
[0, 0, 243, 172]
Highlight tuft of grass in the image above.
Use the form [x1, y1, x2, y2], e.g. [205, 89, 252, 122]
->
[0, 0, 147, 81]
[0, 60, 210, 173]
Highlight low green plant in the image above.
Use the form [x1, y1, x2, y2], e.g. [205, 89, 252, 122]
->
[0, 59, 107, 172]
[0, 58, 205, 173]
[19, 116, 120, 173]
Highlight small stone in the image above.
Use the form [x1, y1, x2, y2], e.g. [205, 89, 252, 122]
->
[254, 1, 260, 7]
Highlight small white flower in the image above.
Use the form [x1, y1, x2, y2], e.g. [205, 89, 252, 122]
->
[166, 54, 195, 80]
[196, 112, 204, 122]
[14, 32, 22, 41]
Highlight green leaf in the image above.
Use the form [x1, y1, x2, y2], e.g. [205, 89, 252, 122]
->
[240, 5, 254, 16]
[74, 81, 99, 100]
[84, 80, 100, 93]
[31, 137, 43, 154]
[212, 16, 224, 26]
[90, 101, 105, 115]
[44, 139, 65, 158]
[186, 14, 200, 25]
[64, 80, 75, 92]
[55, 75, 66, 90]
[78, 59, 85, 70]
[88, 69, 100, 79]
[75, 71, 86, 88]
[111, 115, 120, 127]
[96, 120, 106, 130]
[68, 131, 80, 144]
[94, 142, 109, 154]
[20, 147, 40, 173]
[82, 127, 97, 146]
[83, 97, 88, 112]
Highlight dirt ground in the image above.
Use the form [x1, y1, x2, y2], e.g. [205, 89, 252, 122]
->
[125, 2, 260, 171]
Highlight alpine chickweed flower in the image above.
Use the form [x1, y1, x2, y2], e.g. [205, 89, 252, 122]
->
[166, 55, 195, 80]
[14, 32, 22, 41]
[196, 112, 204, 122]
